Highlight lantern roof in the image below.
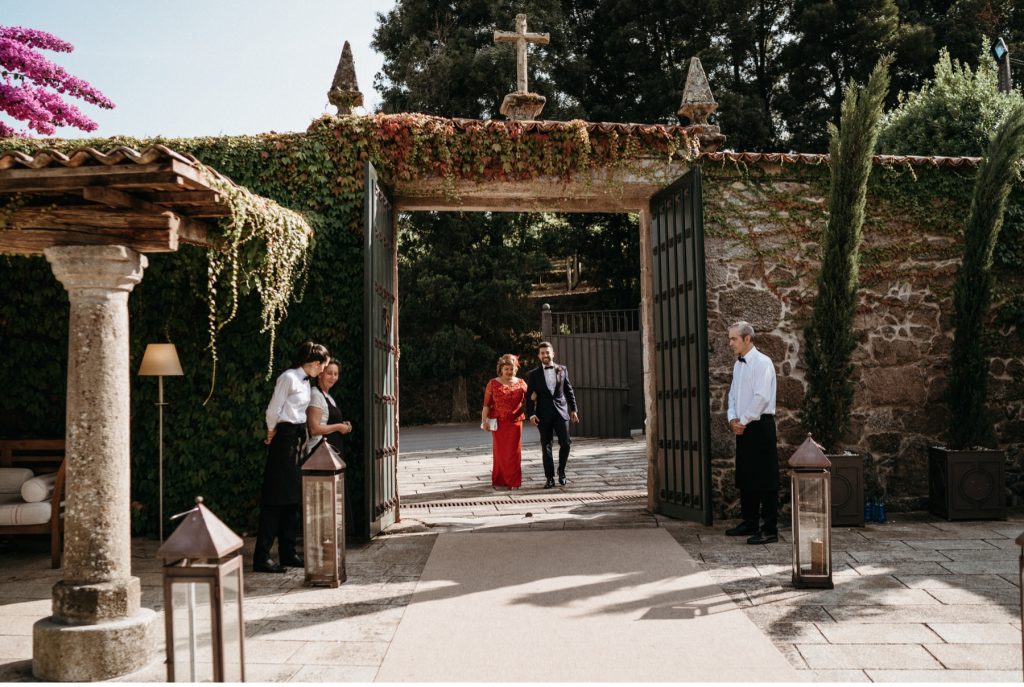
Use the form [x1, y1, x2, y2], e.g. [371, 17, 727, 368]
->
[156, 497, 243, 560]
[302, 440, 346, 472]
[788, 434, 832, 468]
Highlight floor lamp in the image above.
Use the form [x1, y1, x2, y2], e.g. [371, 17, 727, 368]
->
[138, 343, 183, 542]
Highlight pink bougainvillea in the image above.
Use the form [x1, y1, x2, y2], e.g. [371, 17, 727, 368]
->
[0, 25, 113, 137]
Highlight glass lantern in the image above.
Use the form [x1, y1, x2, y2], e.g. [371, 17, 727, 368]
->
[789, 435, 833, 590]
[156, 497, 245, 682]
[301, 440, 347, 587]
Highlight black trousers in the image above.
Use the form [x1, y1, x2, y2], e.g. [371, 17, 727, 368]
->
[740, 489, 778, 535]
[538, 417, 571, 479]
[254, 503, 299, 563]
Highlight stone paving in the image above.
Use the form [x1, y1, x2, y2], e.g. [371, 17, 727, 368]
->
[0, 425, 1022, 682]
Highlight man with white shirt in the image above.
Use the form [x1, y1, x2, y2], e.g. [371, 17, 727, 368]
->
[725, 321, 780, 544]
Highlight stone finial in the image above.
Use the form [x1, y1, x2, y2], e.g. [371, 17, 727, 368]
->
[677, 57, 718, 125]
[494, 14, 549, 120]
[328, 40, 364, 115]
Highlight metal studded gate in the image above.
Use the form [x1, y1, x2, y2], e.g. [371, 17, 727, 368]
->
[542, 307, 643, 438]
[363, 161, 399, 538]
[649, 169, 712, 525]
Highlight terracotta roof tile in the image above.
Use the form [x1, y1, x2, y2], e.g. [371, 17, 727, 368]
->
[0, 144, 240, 186]
[701, 150, 981, 168]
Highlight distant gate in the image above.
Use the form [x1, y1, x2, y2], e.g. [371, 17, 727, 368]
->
[542, 307, 643, 439]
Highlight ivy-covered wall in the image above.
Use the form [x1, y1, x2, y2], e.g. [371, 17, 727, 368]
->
[0, 114, 697, 536]
[2, 115, 1019, 531]
[701, 157, 1024, 515]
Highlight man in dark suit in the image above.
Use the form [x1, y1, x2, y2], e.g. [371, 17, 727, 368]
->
[525, 341, 579, 488]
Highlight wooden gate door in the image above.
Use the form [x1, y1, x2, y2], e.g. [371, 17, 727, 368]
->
[363, 161, 399, 537]
[548, 334, 630, 438]
[649, 169, 712, 524]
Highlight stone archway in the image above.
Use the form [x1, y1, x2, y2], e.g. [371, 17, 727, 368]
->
[366, 143, 709, 525]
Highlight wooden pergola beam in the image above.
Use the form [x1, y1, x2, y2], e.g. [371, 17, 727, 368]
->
[0, 172, 188, 194]
[0, 148, 238, 253]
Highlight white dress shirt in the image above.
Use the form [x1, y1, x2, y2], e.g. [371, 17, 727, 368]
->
[265, 367, 311, 430]
[727, 346, 777, 426]
[543, 365, 557, 394]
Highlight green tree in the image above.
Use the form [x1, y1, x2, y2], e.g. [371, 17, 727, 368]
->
[706, 0, 792, 150]
[947, 105, 1024, 449]
[777, 1, 906, 151]
[801, 56, 892, 452]
[878, 48, 1024, 157]
[877, 49, 1024, 271]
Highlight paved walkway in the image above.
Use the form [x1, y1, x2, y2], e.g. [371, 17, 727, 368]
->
[377, 528, 797, 681]
[0, 425, 1021, 681]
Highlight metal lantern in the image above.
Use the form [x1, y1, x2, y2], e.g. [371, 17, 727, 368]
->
[1016, 530, 1024, 678]
[789, 435, 833, 590]
[301, 439, 347, 587]
[156, 497, 245, 682]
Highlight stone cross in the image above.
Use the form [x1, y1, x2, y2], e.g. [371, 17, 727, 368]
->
[494, 14, 549, 93]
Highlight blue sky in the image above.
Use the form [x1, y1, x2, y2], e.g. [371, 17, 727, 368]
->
[3, 1, 397, 139]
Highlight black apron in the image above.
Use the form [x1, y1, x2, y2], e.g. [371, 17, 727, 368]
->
[734, 414, 780, 490]
[309, 388, 354, 533]
[261, 422, 306, 505]
[319, 389, 345, 454]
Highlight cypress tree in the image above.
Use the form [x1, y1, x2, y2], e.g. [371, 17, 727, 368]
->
[947, 105, 1024, 449]
[800, 56, 892, 453]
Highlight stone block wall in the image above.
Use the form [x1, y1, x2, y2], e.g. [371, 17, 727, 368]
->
[700, 157, 1024, 517]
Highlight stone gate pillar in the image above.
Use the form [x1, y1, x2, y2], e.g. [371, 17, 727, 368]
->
[33, 245, 157, 681]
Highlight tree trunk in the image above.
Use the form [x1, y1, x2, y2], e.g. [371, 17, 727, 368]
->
[450, 375, 470, 422]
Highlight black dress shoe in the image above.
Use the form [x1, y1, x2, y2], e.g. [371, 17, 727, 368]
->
[280, 554, 305, 567]
[558, 475, 567, 486]
[544, 478, 555, 489]
[253, 559, 286, 573]
[747, 532, 778, 545]
[725, 523, 758, 537]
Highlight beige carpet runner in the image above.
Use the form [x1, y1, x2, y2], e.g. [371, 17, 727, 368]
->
[376, 528, 798, 681]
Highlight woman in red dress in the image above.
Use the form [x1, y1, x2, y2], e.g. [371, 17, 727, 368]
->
[480, 353, 527, 489]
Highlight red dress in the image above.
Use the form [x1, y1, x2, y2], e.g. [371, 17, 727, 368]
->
[484, 378, 526, 488]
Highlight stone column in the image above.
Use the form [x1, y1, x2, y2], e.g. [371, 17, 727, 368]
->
[638, 208, 660, 514]
[33, 245, 157, 681]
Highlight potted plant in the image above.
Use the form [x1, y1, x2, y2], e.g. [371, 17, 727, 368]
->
[800, 57, 892, 526]
[929, 104, 1024, 520]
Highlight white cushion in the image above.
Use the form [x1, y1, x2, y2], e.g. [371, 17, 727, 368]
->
[0, 495, 51, 526]
[0, 468, 33, 495]
[20, 473, 57, 503]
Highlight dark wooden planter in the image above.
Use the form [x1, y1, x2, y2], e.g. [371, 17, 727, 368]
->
[928, 447, 1006, 521]
[829, 453, 864, 527]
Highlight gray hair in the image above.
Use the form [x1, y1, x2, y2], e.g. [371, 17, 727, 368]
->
[729, 321, 755, 339]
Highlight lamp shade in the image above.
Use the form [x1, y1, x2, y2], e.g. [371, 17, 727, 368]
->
[139, 343, 184, 376]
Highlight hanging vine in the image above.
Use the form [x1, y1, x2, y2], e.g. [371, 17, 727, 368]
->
[200, 169, 314, 401]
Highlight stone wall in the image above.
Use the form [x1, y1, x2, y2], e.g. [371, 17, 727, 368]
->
[700, 157, 1024, 517]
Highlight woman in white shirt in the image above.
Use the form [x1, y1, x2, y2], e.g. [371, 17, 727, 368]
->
[254, 341, 330, 574]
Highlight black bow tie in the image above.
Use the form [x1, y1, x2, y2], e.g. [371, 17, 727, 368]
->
[544, 365, 555, 370]
[306, 375, 315, 382]
[737, 357, 746, 364]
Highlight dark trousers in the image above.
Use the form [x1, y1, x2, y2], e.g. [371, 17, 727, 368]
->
[740, 489, 778, 535]
[539, 417, 571, 479]
[254, 503, 299, 563]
